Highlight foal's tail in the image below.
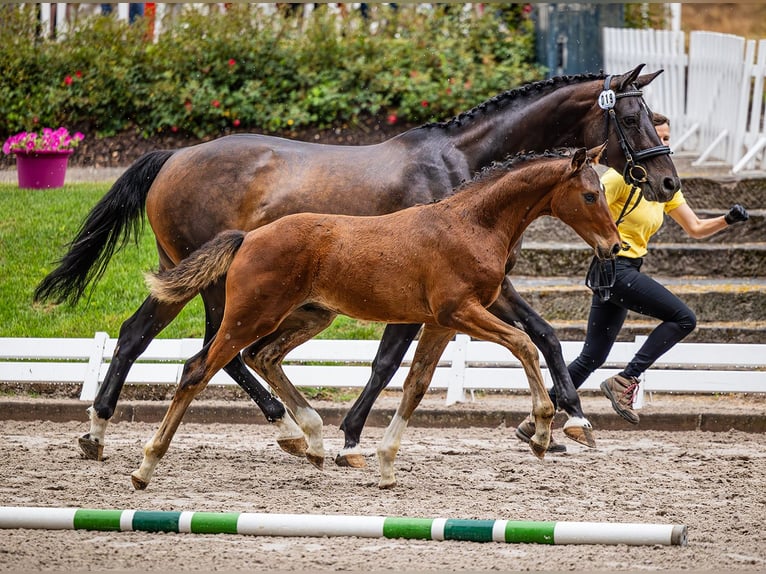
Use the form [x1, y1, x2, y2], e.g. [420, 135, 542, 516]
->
[34, 150, 175, 305]
[146, 230, 246, 304]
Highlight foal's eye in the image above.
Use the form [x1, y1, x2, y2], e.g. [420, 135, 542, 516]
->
[584, 193, 597, 204]
[622, 115, 638, 128]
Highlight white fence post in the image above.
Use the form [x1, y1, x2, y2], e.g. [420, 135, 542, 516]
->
[79, 332, 109, 401]
[733, 39, 766, 173]
[445, 334, 469, 406]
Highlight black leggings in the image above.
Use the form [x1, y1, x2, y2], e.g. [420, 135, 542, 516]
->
[550, 257, 696, 404]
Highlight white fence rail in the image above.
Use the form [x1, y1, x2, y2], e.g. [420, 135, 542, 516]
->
[603, 27, 766, 174]
[2, 334, 764, 409]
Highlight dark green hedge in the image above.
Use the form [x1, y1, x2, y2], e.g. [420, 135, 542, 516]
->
[0, 4, 543, 139]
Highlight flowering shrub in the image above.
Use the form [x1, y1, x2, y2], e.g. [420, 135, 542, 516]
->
[3, 127, 85, 155]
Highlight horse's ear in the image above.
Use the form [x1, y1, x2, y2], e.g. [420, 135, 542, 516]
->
[587, 142, 608, 165]
[636, 68, 663, 88]
[617, 63, 646, 91]
[571, 147, 587, 172]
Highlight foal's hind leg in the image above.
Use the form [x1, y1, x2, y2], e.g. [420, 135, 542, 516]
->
[200, 283, 305, 454]
[242, 305, 338, 470]
[79, 295, 187, 460]
[489, 278, 595, 447]
[336, 323, 422, 468]
[377, 326, 454, 489]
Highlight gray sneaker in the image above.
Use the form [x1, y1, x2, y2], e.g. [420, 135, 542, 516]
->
[601, 374, 641, 424]
[514, 416, 567, 453]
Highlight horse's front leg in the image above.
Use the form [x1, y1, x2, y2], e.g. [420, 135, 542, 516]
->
[80, 295, 187, 461]
[377, 326, 454, 489]
[336, 323, 422, 468]
[489, 278, 595, 447]
[242, 305, 338, 470]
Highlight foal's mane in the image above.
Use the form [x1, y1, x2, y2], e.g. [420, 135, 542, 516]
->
[453, 148, 575, 195]
[422, 72, 605, 130]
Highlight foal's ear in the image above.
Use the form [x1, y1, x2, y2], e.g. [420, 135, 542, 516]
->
[636, 68, 663, 88]
[587, 142, 608, 165]
[571, 147, 588, 172]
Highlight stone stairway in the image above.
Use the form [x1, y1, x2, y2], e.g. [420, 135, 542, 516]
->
[512, 161, 766, 344]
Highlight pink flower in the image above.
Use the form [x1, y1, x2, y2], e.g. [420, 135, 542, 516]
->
[212, 100, 220, 108]
[2, 127, 84, 155]
[233, 118, 240, 127]
[228, 58, 236, 67]
[64, 75, 73, 86]
[386, 114, 397, 125]
[75, 70, 83, 78]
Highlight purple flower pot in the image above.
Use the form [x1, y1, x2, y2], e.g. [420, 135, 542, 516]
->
[14, 150, 73, 189]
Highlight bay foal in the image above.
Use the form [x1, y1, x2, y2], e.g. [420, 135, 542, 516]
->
[132, 148, 620, 490]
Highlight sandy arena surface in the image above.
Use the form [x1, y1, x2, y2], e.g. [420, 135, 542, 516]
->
[0, 411, 764, 572]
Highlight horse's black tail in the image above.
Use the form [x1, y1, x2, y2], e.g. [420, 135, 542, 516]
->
[33, 150, 175, 305]
[145, 230, 247, 304]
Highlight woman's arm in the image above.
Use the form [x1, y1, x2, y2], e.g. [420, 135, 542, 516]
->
[667, 203, 726, 239]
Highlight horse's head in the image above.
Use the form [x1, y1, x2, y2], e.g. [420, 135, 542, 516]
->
[591, 64, 681, 202]
[551, 146, 621, 261]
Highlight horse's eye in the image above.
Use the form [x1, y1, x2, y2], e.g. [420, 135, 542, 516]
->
[622, 115, 638, 128]
[584, 193, 597, 204]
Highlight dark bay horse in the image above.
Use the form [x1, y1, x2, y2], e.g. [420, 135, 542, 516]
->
[34, 64, 679, 465]
[131, 148, 621, 490]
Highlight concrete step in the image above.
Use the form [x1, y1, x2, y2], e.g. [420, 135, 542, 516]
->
[524, 211, 765, 244]
[514, 242, 766, 278]
[511, 275, 766, 325]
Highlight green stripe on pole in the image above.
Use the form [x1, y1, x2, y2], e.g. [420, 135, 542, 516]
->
[132, 510, 181, 533]
[504, 520, 556, 544]
[190, 512, 240, 534]
[73, 509, 122, 532]
[443, 519, 496, 542]
[382, 517, 433, 540]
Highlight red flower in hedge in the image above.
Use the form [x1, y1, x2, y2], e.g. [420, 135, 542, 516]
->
[64, 75, 73, 86]
[75, 70, 82, 79]
[228, 58, 236, 67]
[233, 118, 240, 127]
[421, 100, 429, 107]
[212, 100, 221, 108]
[386, 113, 397, 125]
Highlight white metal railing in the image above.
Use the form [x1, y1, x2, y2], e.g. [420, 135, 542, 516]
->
[1, 334, 764, 409]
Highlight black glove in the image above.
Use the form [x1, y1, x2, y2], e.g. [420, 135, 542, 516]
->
[724, 204, 749, 225]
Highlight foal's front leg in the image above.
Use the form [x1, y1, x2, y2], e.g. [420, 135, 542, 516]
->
[489, 278, 594, 447]
[377, 326, 455, 489]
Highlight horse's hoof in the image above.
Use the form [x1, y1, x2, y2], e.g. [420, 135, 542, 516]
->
[306, 452, 324, 470]
[378, 478, 397, 489]
[563, 425, 597, 448]
[277, 436, 309, 457]
[130, 472, 148, 491]
[78, 435, 104, 461]
[334, 452, 367, 468]
[529, 440, 547, 460]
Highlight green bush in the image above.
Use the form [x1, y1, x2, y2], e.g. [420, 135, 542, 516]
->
[0, 4, 543, 139]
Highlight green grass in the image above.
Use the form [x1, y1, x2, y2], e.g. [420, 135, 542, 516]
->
[0, 182, 386, 340]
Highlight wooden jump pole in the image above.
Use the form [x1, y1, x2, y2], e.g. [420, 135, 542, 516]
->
[0, 507, 687, 546]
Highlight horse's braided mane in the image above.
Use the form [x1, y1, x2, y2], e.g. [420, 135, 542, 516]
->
[421, 72, 605, 130]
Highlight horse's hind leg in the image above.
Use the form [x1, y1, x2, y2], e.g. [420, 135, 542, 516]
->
[242, 305, 338, 470]
[336, 323, 422, 468]
[377, 326, 454, 489]
[79, 295, 187, 460]
[200, 284, 305, 454]
[489, 279, 595, 447]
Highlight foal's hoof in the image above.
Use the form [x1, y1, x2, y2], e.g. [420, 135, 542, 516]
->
[277, 436, 309, 458]
[378, 478, 397, 489]
[306, 452, 325, 470]
[130, 472, 149, 491]
[78, 434, 104, 461]
[563, 425, 597, 448]
[334, 452, 367, 468]
[529, 440, 547, 460]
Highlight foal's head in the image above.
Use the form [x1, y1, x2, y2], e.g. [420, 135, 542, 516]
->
[548, 146, 621, 261]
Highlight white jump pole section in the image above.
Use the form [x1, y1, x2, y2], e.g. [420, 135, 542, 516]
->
[0, 507, 688, 546]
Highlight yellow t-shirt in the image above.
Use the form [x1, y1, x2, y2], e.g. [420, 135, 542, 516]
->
[601, 168, 686, 258]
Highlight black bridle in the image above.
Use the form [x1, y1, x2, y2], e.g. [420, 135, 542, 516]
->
[599, 75, 672, 188]
[586, 75, 672, 302]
